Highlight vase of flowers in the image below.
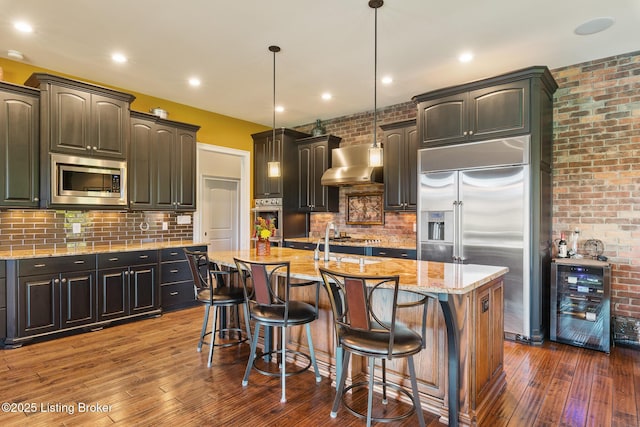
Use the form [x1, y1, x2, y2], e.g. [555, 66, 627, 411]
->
[254, 216, 276, 256]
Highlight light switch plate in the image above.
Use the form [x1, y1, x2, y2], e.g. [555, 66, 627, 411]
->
[162, 222, 169, 230]
[177, 215, 191, 225]
[72, 223, 81, 234]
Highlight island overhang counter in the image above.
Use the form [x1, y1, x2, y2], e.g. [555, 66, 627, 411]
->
[209, 247, 508, 426]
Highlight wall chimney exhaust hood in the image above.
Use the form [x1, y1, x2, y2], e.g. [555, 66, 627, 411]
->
[320, 144, 383, 186]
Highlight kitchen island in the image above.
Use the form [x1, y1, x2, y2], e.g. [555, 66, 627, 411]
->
[209, 247, 508, 426]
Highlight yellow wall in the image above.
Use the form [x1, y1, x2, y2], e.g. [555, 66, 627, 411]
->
[0, 58, 269, 153]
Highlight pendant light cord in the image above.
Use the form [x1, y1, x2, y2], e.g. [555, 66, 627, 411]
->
[373, 5, 378, 148]
[272, 47, 276, 153]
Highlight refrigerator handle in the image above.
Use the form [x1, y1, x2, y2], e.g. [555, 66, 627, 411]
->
[453, 200, 460, 262]
[458, 200, 466, 263]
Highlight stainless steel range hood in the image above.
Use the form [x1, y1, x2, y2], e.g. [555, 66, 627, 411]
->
[320, 144, 383, 186]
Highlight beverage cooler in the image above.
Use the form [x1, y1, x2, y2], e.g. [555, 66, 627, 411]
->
[550, 258, 611, 353]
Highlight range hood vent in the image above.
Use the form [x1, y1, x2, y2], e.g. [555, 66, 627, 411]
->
[320, 144, 383, 186]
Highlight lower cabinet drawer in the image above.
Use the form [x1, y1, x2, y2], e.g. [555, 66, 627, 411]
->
[161, 282, 196, 309]
[161, 260, 193, 284]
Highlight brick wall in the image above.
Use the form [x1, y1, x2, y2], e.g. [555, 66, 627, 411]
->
[297, 101, 418, 238]
[551, 51, 640, 319]
[0, 210, 193, 254]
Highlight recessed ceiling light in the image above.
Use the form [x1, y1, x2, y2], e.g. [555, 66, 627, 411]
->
[321, 92, 332, 101]
[111, 53, 127, 63]
[574, 17, 615, 35]
[458, 52, 474, 63]
[275, 105, 284, 113]
[381, 76, 393, 85]
[14, 21, 33, 33]
[188, 77, 201, 87]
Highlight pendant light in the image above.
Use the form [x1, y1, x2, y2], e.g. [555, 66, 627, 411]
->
[368, 0, 384, 167]
[267, 45, 281, 178]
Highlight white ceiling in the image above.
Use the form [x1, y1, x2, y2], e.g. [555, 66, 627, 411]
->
[1, 0, 639, 128]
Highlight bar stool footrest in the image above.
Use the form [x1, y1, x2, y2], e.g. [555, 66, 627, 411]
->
[342, 380, 417, 424]
[252, 349, 313, 377]
[201, 327, 248, 348]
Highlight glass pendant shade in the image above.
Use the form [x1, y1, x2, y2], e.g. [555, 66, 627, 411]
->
[368, 144, 383, 167]
[267, 161, 281, 177]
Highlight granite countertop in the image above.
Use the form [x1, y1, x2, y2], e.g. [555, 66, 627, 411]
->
[209, 247, 508, 295]
[0, 240, 206, 260]
[285, 236, 416, 250]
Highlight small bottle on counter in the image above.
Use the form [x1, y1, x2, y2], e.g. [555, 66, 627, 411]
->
[558, 233, 568, 258]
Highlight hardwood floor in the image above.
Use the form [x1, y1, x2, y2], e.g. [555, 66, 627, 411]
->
[0, 306, 638, 426]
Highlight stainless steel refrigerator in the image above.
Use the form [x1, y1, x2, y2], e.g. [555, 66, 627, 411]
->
[418, 136, 532, 340]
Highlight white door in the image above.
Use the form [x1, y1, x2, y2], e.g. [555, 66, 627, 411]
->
[202, 177, 239, 251]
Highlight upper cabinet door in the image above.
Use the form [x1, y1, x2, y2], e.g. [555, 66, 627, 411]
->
[469, 80, 530, 140]
[174, 128, 197, 210]
[92, 94, 128, 158]
[418, 93, 468, 146]
[50, 85, 90, 154]
[129, 118, 154, 209]
[0, 87, 40, 208]
[154, 125, 177, 210]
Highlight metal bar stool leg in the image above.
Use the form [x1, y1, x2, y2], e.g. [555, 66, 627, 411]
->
[281, 325, 287, 403]
[305, 323, 321, 382]
[331, 349, 350, 418]
[382, 359, 387, 404]
[198, 304, 210, 352]
[243, 323, 261, 386]
[208, 305, 219, 368]
[367, 357, 375, 427]
[408, 356, 426, 427]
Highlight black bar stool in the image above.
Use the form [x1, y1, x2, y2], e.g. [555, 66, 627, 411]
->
[185, 249, 251, 367]
[318, 267, 432, 427]
[234, 258, 321, 403]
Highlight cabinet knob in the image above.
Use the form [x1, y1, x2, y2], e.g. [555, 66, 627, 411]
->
[124, 271, 129, 276]
[86, 146, 91, 150]
[169, 291, 179, 296]
[61, 278, 67, 283]
[469, 131, 473, 135]
[92, 146, 97, 150]
[463, 131, 468, 136]
[54, 278, 60, 284]
[33, 197, 39, 202]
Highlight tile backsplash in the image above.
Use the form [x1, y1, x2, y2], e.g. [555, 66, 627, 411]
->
[0, 210, 194, 252]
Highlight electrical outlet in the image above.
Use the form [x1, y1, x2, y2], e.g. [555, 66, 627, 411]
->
[162, 222, 168, 230]
[72, 223, 81, 234]
[413, 222, 416, 232]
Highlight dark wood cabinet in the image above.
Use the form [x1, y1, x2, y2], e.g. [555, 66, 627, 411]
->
[0, 82, 40, 208]
[371, 247, 417, 260]
[97, 250, 159, 322]
[25, 73, 135, 159]
[0, 262, 5, 339]
[296, 135, 340, 212]
[129, 112, 199, 211]
[414, 74, 531, 147]
[381, 120, 418, 211]
[251, 128, 310, 200]
[16, 254, 96, 337]
[159, 245, 206, 310]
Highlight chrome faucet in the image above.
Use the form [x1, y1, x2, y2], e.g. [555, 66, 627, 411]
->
[324, 222, 334, 262]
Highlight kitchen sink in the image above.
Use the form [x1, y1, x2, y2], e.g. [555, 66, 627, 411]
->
[328, 255, 380, 265]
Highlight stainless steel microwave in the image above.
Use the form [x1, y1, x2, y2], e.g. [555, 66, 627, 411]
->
[50, 153, 127, 206]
